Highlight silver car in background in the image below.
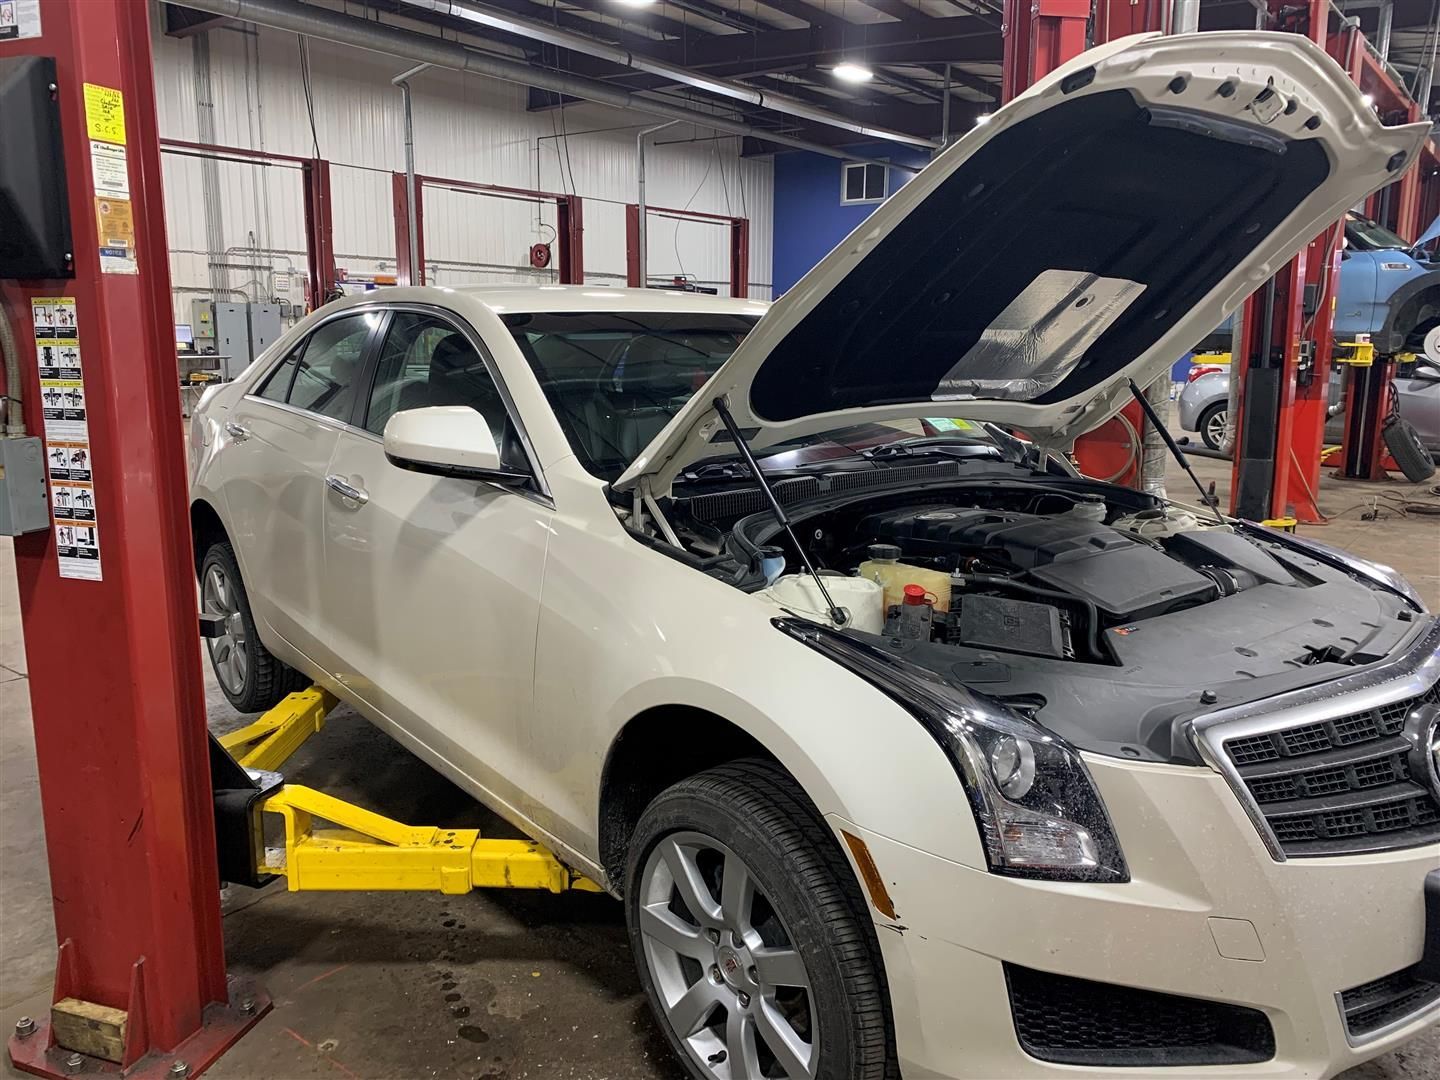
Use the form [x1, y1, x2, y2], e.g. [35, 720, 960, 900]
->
[1178, 357, 1440, 453]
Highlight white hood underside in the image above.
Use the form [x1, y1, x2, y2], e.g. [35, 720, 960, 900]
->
[617, 31, 1430, 497]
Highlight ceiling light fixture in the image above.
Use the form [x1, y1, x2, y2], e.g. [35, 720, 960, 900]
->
[833, 62, 875, 83]
[975, 113, 992, 124]
[1360, 92, 1375, 107]
[614, 0, 657, 6]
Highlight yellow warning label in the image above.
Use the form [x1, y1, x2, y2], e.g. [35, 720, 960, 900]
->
[83, 83, 125, 145]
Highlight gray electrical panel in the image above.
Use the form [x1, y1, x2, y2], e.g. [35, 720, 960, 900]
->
[249, 303, 282, 360]
[0, 437, 50, 537]
[215, 302, 249, 374]
[213, 302, 283, 379]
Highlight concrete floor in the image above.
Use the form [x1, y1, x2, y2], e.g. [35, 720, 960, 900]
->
[2, 457, 1439, 1080]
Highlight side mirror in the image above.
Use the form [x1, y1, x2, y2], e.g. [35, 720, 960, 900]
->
[382, 406, 530, 487]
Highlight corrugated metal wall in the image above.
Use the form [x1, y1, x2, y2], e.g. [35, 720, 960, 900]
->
[150, 7, 775, 330]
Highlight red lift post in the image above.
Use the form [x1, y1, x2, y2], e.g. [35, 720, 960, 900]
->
[1230, 0, 1432, 510]
[159, 138, 338, 310]
[391, 173, 585, 287]
[624, 203, 752, 298]
[1003, 0, 1149, 487]
[1, 2, 267, 1078]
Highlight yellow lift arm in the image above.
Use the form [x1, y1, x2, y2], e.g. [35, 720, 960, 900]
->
[217, 688, 601, 896]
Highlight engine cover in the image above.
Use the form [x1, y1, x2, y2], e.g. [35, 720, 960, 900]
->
[858, 506, 1217, 620]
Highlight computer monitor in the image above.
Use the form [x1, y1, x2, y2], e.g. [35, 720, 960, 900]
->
[175, 323, 195, 350]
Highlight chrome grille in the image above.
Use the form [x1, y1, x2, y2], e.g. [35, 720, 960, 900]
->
[1220, 683, 1440, 856]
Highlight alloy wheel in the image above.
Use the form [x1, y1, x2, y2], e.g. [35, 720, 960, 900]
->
[201, 563, 248, 695]
[1204, 407, 1227, 450]
[638, 831, 817, 1079]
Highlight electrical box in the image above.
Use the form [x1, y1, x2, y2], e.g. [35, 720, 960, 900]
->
[249, 304, 282, 359]
[0, 437, 50, 536]
[212, 302, 283, 379]
[0, 56, 74, 279]
[191, 298, 216, 350]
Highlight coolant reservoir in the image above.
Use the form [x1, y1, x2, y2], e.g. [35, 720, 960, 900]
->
[758, 574, 884, 634]
[858, 544, 952, 612]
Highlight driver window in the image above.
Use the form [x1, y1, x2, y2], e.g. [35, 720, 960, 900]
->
[364, 313, 508, 450]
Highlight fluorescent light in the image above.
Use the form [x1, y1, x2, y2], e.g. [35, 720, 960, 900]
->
[833, 62, 874, 83]
[614, 0, 656, 5]
[1360, 92, 1375, 107]
[975, 113, 992, 124]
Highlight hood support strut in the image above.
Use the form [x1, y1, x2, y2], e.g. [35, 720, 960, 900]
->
[711, 396, 847, 626]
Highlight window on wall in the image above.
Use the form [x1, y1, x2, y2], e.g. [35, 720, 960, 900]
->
[841, 162, 888, 204]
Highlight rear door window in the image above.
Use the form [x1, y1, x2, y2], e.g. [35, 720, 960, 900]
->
[286, 313, 380, 423]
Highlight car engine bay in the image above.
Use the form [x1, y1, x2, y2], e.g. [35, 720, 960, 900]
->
[634, 467, 1428, 762]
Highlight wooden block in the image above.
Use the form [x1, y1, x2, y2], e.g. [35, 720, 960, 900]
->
[51, 997, 127, 1064]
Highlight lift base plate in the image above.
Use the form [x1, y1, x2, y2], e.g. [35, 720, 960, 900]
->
[8, 976, 270, 1080]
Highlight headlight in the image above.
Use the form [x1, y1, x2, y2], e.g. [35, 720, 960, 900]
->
[1249, 525, 1427, 612]
[775, 618, 1128, 883]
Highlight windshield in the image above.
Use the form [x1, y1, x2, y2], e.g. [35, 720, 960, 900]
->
[504, 311, 757, 482]
[1345, 211, 1409, 252]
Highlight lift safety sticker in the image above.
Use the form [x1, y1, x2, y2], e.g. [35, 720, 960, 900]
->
[32, 298, 103, 582]
[95, 196, 137, 275]
[0, 0, 42, 41]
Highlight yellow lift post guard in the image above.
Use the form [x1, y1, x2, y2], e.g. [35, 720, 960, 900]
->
[212, 687, 601, 896]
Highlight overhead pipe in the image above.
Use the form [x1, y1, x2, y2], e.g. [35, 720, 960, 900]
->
[392, 61, 431, 284]
[636, 121, 679, 290]
[170, 0, 905, 166]
[392, 0, 940, 150]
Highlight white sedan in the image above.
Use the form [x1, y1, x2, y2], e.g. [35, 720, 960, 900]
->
[191, 33, 1440, 1080]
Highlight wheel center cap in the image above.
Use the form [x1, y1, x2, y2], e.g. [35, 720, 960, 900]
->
[718, 948, 743, 985]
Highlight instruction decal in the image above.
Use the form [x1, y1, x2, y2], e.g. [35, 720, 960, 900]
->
[89, 140, 129, 197]
[0, 0, 42, 40]
[82, 83, 125, 145]
[32, 298, 102, 581]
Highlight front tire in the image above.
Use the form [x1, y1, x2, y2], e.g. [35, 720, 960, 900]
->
[1197, 401, 1227, 452]
[625, 760, 894, 1080]
[199, 541, 307, 713]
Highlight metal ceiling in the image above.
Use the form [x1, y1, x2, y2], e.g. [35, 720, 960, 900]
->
[165, 0, 1438, 148]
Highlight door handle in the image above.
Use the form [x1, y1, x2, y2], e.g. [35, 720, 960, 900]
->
[325, 474, 369, 506]
[223, 420, 250, 441]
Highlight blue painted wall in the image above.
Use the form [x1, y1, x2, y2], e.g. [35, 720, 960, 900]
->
[771, 140, 932, 296]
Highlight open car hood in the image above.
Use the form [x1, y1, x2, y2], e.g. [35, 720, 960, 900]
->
[616, 31, 1429, 496]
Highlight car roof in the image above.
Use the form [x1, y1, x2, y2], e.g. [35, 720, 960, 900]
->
[324, 284, 770, 317]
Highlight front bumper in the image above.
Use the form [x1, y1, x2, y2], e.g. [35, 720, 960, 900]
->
[835, 756, 1440, 1079]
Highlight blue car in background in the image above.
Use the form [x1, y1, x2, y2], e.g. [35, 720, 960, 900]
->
[1177, 211, 1440, 453]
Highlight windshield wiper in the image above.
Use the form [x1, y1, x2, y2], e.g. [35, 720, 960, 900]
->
[860, 436, 1002, 461]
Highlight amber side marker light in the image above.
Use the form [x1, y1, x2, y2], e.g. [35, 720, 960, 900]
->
[841, 830, 898, 920]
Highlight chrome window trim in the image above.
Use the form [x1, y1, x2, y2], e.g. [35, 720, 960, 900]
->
[1335, 984, 1440, 1048]
[243, 300, 554, 505]
[1188, 617, 1440, 861]
[245, 304, 385, 401]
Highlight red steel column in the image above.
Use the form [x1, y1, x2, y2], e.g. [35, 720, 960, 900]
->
[557, 194, 584, 285]
[730, 218, 750, 299]
[625, 204, 642, 287]
[1, 2, 266, 1077]
[1002, 0, 1089, 103]
[391, 171, 414, 286]
[303, 157, 337, 304]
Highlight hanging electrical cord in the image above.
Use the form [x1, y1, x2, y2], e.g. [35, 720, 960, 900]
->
[0, 296, 23, 436]
[297, 35, 321, 158]
[671, 132, 715, 284]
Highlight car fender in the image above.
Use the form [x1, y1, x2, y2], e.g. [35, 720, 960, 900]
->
[528, 467, 986, 875]
[1373, 268, 1440, 353]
